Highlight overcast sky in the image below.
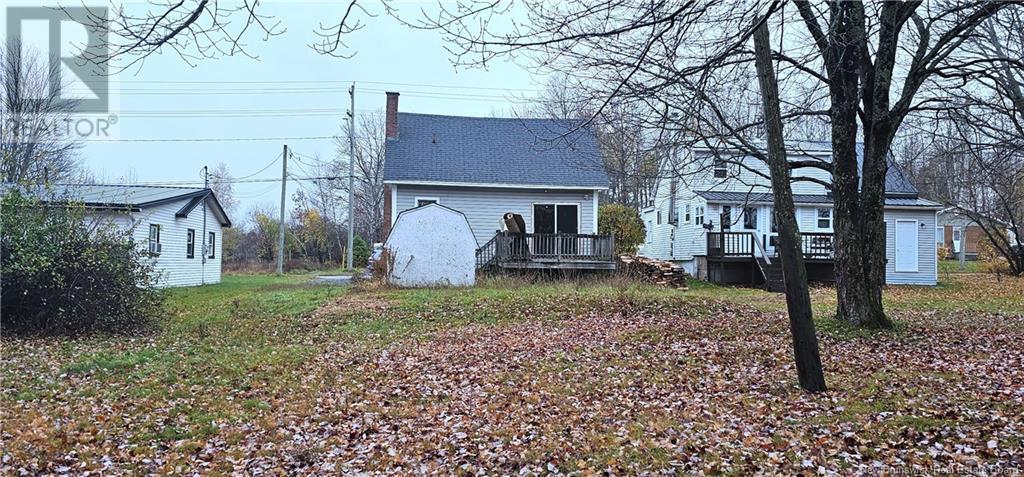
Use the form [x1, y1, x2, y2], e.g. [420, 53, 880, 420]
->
[22, 2, 545, 219]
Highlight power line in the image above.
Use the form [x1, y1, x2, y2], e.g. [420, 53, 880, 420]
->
[73, 79, 541, 92]
[87, 135, 337, 143]
[223, 151, 283, 180]
[61, 175, 343, 187]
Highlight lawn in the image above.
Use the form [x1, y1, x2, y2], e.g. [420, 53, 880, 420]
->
[2, 273, 1022, 474]
[938, 259, 985, 274]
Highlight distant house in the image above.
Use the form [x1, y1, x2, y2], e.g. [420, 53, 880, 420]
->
[32, 185, 232, 287]
[381, 92, 615, 271]
[936, 207, 1015, 260]
[639, 142, 942, 288]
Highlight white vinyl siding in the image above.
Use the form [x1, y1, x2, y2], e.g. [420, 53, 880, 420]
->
[393, 184, 600, 245]
[885, 210, 937, 285]
[91, 199, 226, 287]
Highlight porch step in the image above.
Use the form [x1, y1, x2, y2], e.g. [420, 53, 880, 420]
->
[756, 257, 786, 293]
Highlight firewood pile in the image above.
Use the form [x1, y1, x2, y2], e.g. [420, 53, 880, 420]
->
[619, 255, 689, 290]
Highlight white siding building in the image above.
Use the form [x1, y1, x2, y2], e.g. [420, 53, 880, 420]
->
[380, 92, 614, 273]
[639, 143, 941, 286]
[42, 185, 232, 287]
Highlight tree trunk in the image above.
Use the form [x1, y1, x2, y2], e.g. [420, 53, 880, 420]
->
[753, 21, 827, 392]
[821, 2, 893, 329]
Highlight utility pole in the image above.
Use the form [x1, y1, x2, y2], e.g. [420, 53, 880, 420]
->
[202, 166, 208, 284]
[277, 145, 288, 276]
[346, 83, 356, 270]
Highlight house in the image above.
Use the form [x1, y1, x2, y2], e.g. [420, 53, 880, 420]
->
[381, 92, 615, 270]
[33, 184, 232, 287]
[935, 207, 1016, 260]
[384, 202, 478, 287]
[639, 142, 942, 288]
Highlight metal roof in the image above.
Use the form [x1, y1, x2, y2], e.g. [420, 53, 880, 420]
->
[13, 184, 232, 226]
[696, 191, 942, 209]
[383, 113, 609, 188]
[693, 140, 920, 197]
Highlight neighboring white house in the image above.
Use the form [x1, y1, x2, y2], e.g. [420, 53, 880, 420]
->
[639, 142, 942, 286]
[380, 91, 609, 246]
[384, 203, 477, 287]
[36, 184, 232, 287]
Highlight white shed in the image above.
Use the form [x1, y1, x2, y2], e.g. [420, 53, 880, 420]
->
[384, 203, 478, 287]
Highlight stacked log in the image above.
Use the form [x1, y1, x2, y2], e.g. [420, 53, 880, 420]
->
[619, 255, 689, 290]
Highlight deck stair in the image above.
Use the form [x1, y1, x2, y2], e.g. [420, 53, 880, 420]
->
[755, 256, 785, 292]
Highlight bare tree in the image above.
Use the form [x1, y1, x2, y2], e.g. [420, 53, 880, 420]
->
[1, 42, 82, 184]
[900, 8, 1024, 275]
[753, 18, 825, 392]
[336, 111, 387, 243]
[208, 162, 239, 216]
[408, 0, 1016, 329]
[532, 77, 661, 209]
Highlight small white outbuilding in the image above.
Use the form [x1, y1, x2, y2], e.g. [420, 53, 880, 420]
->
[384, 203, 478, 287]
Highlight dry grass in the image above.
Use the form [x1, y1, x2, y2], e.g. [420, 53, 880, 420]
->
[2, 273, 1022, 474]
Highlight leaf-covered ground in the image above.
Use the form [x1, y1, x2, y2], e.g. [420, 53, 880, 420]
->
[2, 274, 1023, 475]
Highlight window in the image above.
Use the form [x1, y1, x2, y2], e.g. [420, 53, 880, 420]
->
[770, 208, 778, 233]
[148, 224, 161, 255]
[207, 232, 216, 259]
[817, 208, 832, 229]
[684, 203, 691, 223]
[743, 206, 757, 229]
[656, 210, 662, 225]
[721, 205, 732, 230]
[694, 206, 705, 225]
[713, 158, 728, 178]
[415, 197, 439, 207]
[186, 229, 195, 259]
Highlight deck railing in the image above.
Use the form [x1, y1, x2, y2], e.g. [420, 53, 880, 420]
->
[707, 231, 755, 258]
[707, 231, 835, 260]
[801, 232, 835, 259]
[476, 231, 615, 268]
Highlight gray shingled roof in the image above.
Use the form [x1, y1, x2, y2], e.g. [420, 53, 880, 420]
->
[383, 113, 608, 188]
[7, 184, 232, 226]
[695, 191, 941, 208]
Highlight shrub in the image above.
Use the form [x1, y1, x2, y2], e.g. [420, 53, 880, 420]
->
[937, 245, 952, 261]
[598, 203, 646, 256]
[1, 190, 163, 335]
[977, 236, 1012, 275]
[352, 235, 371, 268]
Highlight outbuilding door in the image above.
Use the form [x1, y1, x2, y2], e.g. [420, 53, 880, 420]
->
[895, 220, 919, 272]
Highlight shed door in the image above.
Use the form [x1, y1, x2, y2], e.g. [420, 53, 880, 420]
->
[895, 220, 919, 272]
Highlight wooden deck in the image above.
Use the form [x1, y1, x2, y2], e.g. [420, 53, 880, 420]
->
[706, 231, 835, 291]
[476, 232, 617, 271]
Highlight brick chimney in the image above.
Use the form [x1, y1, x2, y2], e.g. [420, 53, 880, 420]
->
[385, 92, 400, 139]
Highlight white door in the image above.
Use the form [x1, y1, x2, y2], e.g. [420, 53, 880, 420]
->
[895, 220, 919, 272]
[762, 207, 778, 256]
[952, 228, 962, 254]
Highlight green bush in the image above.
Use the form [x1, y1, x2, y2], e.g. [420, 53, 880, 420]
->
[352, 235, 371, 268]
[598, 203, 646, 256]
[1, 189, 163, 335]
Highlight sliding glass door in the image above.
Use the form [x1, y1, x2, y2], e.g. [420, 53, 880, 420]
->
[533, 204, 579, 255]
